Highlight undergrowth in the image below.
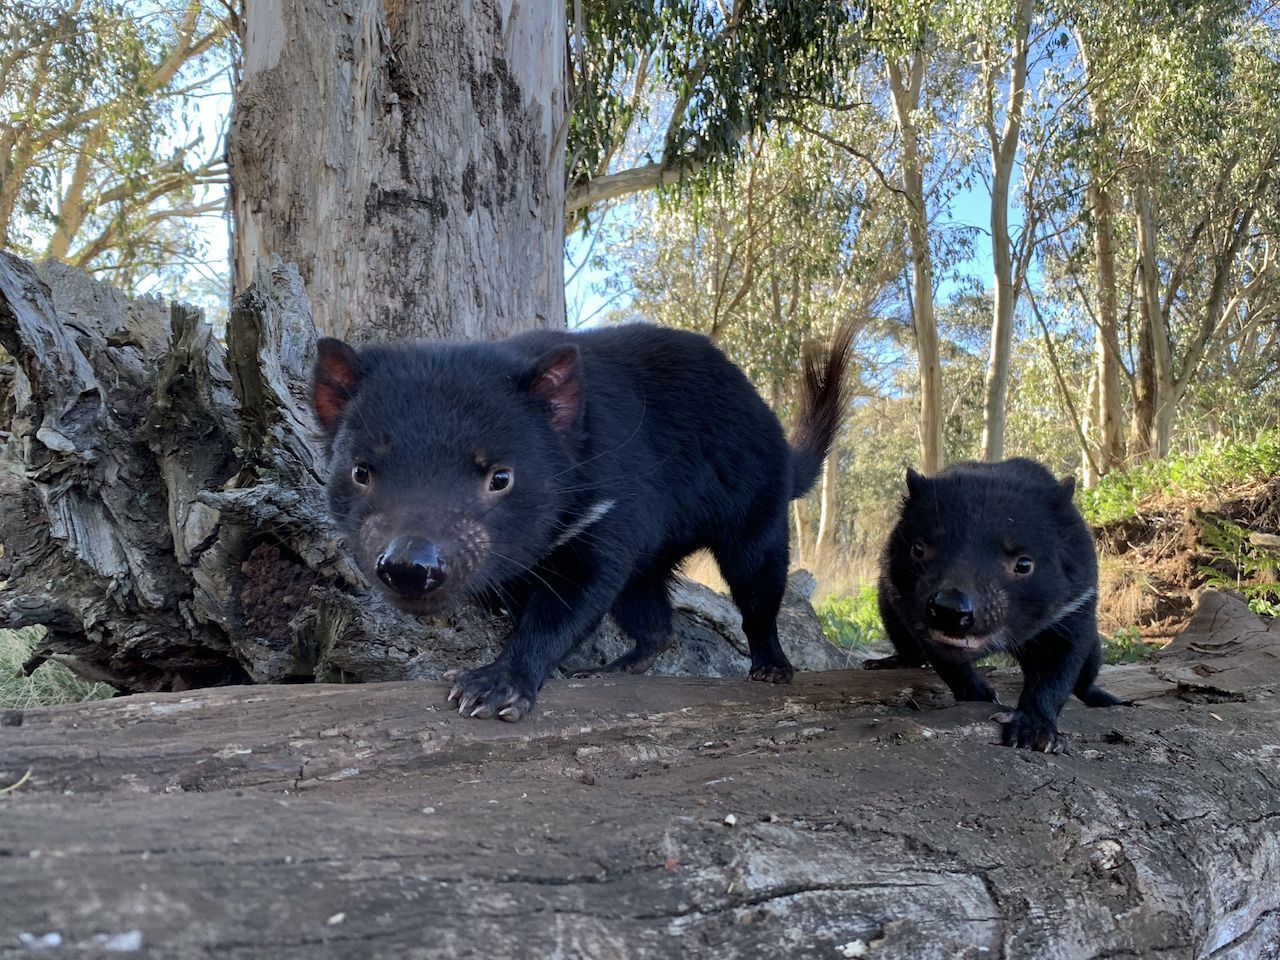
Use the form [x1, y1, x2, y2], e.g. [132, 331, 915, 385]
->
[0, 627, 113, 710]
[1197, 517, 1280, 617]
[1080, 430, 1280, 526]
[817, 586, 1159, 663]
[815, 585, 885, 648]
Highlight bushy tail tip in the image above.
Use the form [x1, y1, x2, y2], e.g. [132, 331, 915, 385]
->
[789, 316, 859, 498]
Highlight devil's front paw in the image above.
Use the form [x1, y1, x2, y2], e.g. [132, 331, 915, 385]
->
[748, 660, 794, 684]
[445, 663, 538, 722]
[992, 710, 1067, 753]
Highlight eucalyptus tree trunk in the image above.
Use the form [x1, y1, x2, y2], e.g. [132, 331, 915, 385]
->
[1076, 32, 1126, 477]
[813, 452, 837, 563]
[1088, 176, 1125, 474]
[229, 0, 566, 341]
[1132, 174, 1174, 460]
[888, 53, 944, 475]
[978, 0, 1034, 463]
[5, 590, 1280, 959]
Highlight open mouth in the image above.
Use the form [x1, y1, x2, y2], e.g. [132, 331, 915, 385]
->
[927, 630, 996, 653]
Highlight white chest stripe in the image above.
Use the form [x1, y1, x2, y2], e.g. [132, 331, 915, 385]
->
[1042, 587, 1096, 631]
[551, 499, 617, 549]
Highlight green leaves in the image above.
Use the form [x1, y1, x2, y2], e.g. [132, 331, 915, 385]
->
[0, 1, 230, 289]
[567, 0, 874, 207]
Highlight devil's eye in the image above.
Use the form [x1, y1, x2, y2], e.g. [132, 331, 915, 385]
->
[488, 467, 513, 492]
[910, 541, 926, 561]
[1013, 556, 1034, 576]
[351, 463, 371, 486]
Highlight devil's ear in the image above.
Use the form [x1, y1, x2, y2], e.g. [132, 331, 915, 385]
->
[523, 345, 581, 433]
[905, 467, 930, 500]
[313, 338, 362, 436]
[1058, 475, 1077, 500]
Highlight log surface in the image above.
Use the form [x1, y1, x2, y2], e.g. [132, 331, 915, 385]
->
[2, 590, 1278, 959]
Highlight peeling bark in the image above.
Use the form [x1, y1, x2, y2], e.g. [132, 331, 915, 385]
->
[0, 590, 1277, 958]
[229, 0, 566, 341]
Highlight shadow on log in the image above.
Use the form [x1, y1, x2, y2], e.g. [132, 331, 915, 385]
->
[0, 589, 1277, 958]
[0, 254, 850, 692]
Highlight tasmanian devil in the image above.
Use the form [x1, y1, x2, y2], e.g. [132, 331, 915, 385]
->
[312, 321, 855, 721]
[867, 458, 1123, 752]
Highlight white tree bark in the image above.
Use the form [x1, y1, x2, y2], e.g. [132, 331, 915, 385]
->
[230, 0, 566, 341]
[888, 53, 944, 475]
[1088, 175, 1126, 474]
[1132, 173, 1174, 460]
[979, 0, 1034, 463]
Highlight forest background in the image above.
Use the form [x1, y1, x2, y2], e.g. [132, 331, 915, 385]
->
[2, 0, 1277, 703]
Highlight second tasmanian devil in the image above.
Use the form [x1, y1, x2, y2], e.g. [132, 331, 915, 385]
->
[868, 458, 1124, 751]
[312, 321, 855, 721]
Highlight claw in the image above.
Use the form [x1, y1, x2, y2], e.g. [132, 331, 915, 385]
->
[498, 705, 520, 721]
[470, 704, 491, 719]
[447, 684, 461, 703]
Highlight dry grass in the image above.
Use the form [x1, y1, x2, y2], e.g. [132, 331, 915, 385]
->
[1096, 554, 1161, 637]
[679, 547, 880, 602]
[0, 627, 113, 709]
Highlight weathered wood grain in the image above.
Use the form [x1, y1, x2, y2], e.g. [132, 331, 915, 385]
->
[1, 590, 1277, 959]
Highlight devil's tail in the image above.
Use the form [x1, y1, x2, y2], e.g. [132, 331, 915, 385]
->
[789, 317, 858, 498]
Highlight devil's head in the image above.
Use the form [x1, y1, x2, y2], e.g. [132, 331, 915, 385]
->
[311, 337, 582, 613]
[883, 459, 1095, 662]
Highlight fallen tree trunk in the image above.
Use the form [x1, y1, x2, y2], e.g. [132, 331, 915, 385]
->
[1, 590, 1278, 959]
[0, 254, 848, 692]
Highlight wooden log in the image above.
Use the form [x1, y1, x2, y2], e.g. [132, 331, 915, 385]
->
[0, 253, 848, 694]
[0, 590, 1277, 959]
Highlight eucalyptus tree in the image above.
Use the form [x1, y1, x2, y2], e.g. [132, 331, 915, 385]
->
[1110, 2, 1279, 458]
[602, 107, 907, 560]
[0, 1, 229, 288]
[231, 0, 870, 341]
[965, 0, 1037, 462]
[1018, 0, 1278, 469]
[881, 25, 948, 475]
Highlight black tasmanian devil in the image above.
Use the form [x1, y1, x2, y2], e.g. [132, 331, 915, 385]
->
[312, 321, 855, 721]
[867, 458, 1124, 752]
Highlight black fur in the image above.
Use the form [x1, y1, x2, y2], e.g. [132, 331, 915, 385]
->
[313, 321, 855, 721]
[867, 458, 1123, 752]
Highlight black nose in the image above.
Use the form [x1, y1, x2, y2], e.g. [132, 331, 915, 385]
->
[927, 589, 976, 636]
[375, 538, 449, 596]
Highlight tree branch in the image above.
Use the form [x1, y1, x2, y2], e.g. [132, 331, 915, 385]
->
[565, 161, 701, 216]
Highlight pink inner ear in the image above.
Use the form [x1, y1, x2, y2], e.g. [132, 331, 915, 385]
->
[313, 380, 349, 431]
[313, 340, 360, 432]
[317, 345, 359, 391]
[532, 349, 580, 432]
